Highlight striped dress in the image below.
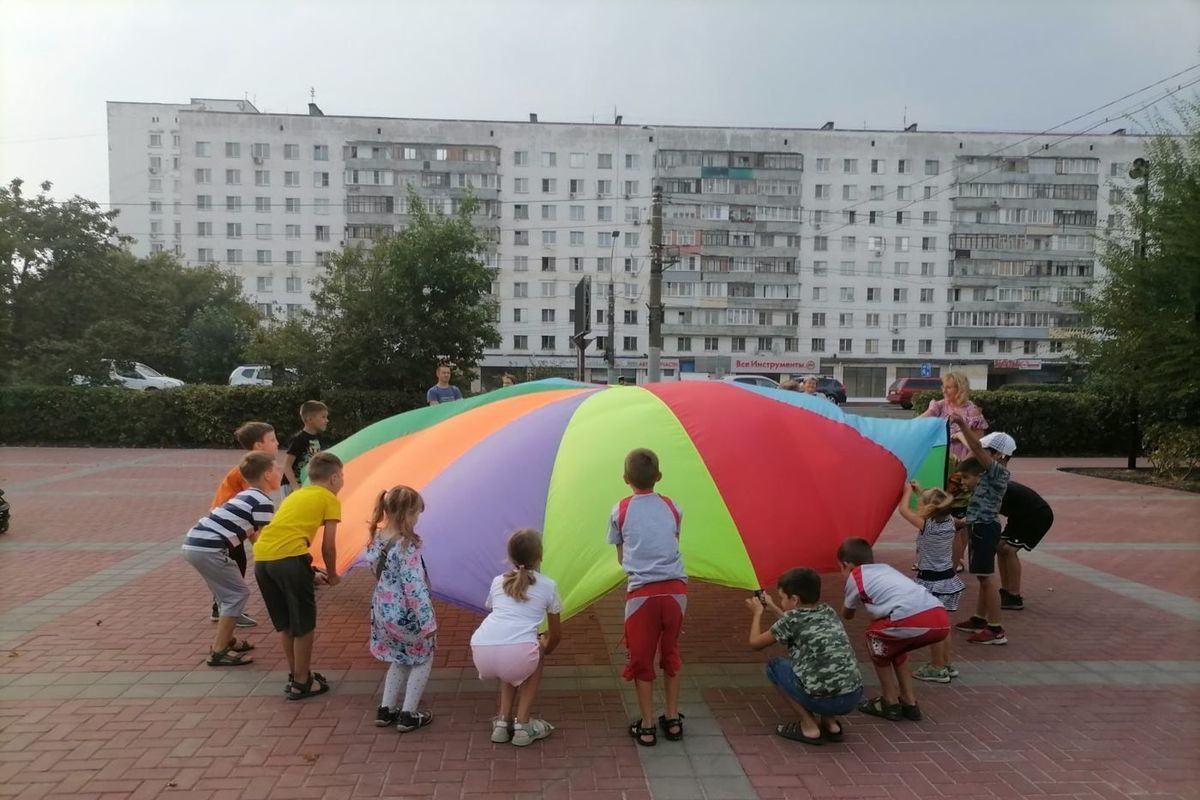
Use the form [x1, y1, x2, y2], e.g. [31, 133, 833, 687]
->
[914, 516, 966, 611]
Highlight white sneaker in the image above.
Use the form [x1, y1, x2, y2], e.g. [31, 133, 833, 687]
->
[511, 719, 553, 747]
[490, 718, 512, 743]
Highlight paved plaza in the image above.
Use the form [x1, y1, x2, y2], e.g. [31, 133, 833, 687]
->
[0, 448, 1197, 800]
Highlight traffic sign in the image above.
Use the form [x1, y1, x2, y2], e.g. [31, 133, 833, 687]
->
[920, 362, 932, 377]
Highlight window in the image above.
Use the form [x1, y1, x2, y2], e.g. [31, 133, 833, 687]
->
[838, 338, 853, 353]
[542, 231, 557, 246]
[195, 141, 211, 157]
[840, 260, 855, 276]
[253, 224, 269, 240]
[812, 260, 828, 276]
[998, 340, 1013, 354]
[542, 178, 556, 193]
[894, 288, 908, 302]
[892, 339, 906, 354]
[920, 313, 934, 327]
[540, 281, 556, 297]
[313, 171, 330, 187]
[924, 159, 940, 176]
[512, 204, 529, 221]
[255, 196, 271, 213]
[597, 179, 612, 196]
[923, 211, 937, 226]
[841, 236, 856, 252]
[596, 256, 611, 272]
[513, 282, 529, 298]
[570, 231, 584, 246]
[894, 261, 909, 276]
[570, 256, 583, 272]
[870, 185, 884, 201]
[256, 249, 272, 265]
[570, 178, 585, 194]
[513, 150, 528, 166]
[513, 335, 528, 350]
[965, 339, 984, 354]
[250, 143, 269, 160]
[704, 337, 720, 352]
[945, 339, 959, 354]
[148, 133, 163, 148]
[811, 338, 826, 352]
[197, 222, 212, 237]
[625, 232, 639, 247]
[922, 236, 936, 252]
[923, 186, 934, 200]
[194, 168, 212, 184]
[840, 287, 855, 302]
[921, 261, 935, 277]
[149, 155, 163, 173]
[726, 336, 744, 352]
[814, 184, 830, 199]
[843, 210, 856, 224]
[225, 222, 241, 238]
[870, 159, 885, 174]
[541, 308, 556, 323]
[843, 159, 858, 173]
[224, 248, 242, 264]
[285, 197, 300, 213]
[541, 256, 556, 271]
[223, 141, 241, 159]
[813, 236, 828, 251]
[920, 288, 934, 303]
[623, 153, 640, 169]
[866, 288, 880, 302]
[284, 171, 300, 187]
[541, 152, 557, 168]
[513, 230, 529, 246]
[624, 206, 640, 223]
[1024, 340, 1038, 355]
[895, 236, 910, 252]
[622, 309, 639, 326]
[149, 200, 163, 214]
[842, 185, 857, 201]
[570, 205, 585, 221]
[812, 287, 827, 301]
[285, 224, 300, 239]
[196, 194, 212, 210]
[541, 204, 556, 221]
[623, 336, 638, 351]
[624, 180, 639, 196]
[809, 312, 826, 328]
[596, 205, 614, 222]
[514, 178, 529, 194]
[676, 336, 692, 352]
[315, 225, 330, 242]
[225, 169, 241, 185]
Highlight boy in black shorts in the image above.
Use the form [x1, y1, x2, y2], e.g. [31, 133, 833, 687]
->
[998, 481, 1054, 611]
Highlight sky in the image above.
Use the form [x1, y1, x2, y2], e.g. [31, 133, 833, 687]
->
[2, 0, 1198, 206]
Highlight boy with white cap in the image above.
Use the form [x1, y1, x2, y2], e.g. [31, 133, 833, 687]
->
[946, 418, 1017, 645]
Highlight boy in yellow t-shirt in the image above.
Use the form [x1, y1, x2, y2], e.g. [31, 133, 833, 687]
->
[253, 451, 344, 700]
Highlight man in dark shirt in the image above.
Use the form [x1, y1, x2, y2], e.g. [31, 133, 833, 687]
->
[997, 481, 1054, 611]
[282, 400, 328, 495]
[427, 365, 464, 406]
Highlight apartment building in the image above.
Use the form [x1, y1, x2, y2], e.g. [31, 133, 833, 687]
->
[108, 99, 1148, 393]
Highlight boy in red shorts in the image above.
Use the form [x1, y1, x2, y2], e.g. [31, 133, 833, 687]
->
[839, 538, 949, 722]
[608, 448, 687, 747]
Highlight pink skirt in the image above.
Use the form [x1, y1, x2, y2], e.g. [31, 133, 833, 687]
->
[472, 642, 541, 686]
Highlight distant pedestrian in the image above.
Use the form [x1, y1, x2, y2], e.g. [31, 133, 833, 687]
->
[501, 373, 516, 388]
[427, 365, 464, 406]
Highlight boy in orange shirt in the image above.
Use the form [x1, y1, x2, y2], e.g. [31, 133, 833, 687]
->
[208, 421, 280, 626]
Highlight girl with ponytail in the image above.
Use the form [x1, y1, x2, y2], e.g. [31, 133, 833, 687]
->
[470, 529, 563, 747]
[367, 486, 437, 732]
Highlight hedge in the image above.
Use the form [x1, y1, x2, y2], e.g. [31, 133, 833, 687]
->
[993, 383, 1082, 394]
[0, 385, 426, 448]
[909, 389, 1132, 456]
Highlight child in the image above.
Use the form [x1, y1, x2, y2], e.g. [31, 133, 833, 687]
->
[947, 421, 1016, 645]
[838, 538, 949, 722]
[368, 486, 437, 732]
[745, 567, 863, 745]
[609, 448, 687, 747]
[254, 451, 343, 700]
[182, 452, 278, 667]
[896, 483, 966, 683]
[282, 401, 329, 496]
[998, 481, 1054, 612]
[471, 529, 563, 747]
[207, 421, 280, 627]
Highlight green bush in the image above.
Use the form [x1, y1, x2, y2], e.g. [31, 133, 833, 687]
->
[994, 383, 1081, 394]
[1144, 423, 1200, 480]
[0, 385, 425, 448]
[909, 389, 1130, 456]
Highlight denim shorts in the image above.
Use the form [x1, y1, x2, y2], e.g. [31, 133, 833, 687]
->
[765, 657, 863, 716]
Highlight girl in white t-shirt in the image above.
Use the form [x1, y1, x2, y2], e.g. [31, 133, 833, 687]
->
[470, 529, 563, 747]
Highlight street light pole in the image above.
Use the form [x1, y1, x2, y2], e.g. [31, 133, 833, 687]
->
[1126, 157, 1151, 471]
[647, 185, 664, 383]
[606, 230, 619, 385]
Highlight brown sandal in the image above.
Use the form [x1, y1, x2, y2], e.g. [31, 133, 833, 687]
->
[207, 648, 252, 667]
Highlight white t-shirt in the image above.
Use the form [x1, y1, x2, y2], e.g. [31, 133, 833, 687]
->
[844, 563, 941, 625]
[470, 571, 563, 647]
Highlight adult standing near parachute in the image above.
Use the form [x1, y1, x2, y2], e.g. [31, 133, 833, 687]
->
[921, 370, 987, 463]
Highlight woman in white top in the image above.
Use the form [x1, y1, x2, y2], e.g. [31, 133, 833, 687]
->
[470, 529, 563, 747]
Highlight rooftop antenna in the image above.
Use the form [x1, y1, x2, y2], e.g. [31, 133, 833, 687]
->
[310, 87, 316, 102]
[903, 105, 907, 128]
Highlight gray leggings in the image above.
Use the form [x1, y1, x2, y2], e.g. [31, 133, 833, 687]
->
[382, 660, 433, 713]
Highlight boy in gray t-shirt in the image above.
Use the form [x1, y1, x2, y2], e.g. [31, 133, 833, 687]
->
[608, 448, 687, 747]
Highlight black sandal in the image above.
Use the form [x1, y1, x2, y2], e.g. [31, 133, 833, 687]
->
[207, 648, 252, 667]
[858, 696, 902, 721]
[286, 671, 330, 701]
[658, 713, 684, 741]
[820, 717, 844, 742]
[776, 721, 823, 745]
[629, 720, 656, 747]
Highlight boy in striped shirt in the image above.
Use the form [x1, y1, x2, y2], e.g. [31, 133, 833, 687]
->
[183, 452, 279, 667]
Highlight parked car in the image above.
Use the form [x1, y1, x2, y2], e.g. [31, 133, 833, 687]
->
[228, 365, 299, 386]
[723, 374, 779, 389]
[73, 360, 184, 391]
[815, 376, 847, 405]
[886, 377, 943, 409]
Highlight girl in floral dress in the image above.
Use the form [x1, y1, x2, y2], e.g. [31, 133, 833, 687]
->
[367, 486, 436, 732]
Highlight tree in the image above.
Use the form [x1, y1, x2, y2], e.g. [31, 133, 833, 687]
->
[1079, 99, 1200, 420]
[309, 189, 500, 390]
[181, 306, 256, 385]
[244, 317, 322, 381]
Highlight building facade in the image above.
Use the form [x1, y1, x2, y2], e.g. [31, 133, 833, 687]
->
[108, 100, 1147, 394]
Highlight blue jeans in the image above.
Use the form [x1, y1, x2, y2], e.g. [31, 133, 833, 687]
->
[766, 657, 863, 716]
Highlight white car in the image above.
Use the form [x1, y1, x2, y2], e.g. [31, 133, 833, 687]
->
[723, 374, 779, 389]
[74, 361, 184, 391]
[228, 365, 298, 386]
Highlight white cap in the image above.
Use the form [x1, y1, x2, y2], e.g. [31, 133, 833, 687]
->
[980, 432, 1017, 457]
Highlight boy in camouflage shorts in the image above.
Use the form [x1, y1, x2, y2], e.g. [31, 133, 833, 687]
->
[746, 567, 863, 745]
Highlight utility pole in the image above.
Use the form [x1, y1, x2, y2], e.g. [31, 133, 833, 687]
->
[647, 185, 664, 382]
[605, 230, 619, 385]
[1126, 158, 1151, 470]
[572, 276, 592, 383]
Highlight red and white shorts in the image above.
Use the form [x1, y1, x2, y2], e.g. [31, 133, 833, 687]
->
[623, 579, 687, 682]
[864, 607, 950, 667]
